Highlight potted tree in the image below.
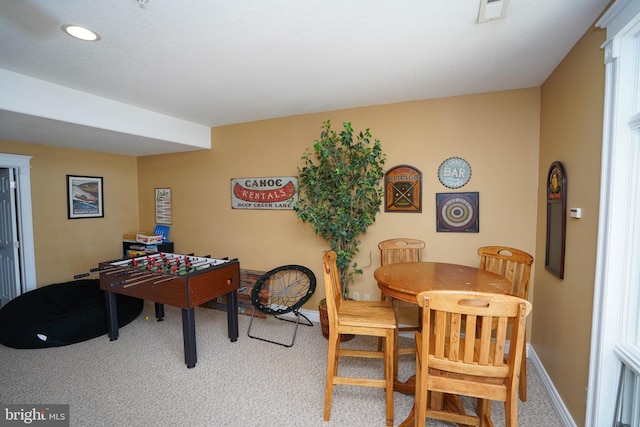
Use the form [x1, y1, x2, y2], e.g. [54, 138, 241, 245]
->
[294, 120, 386, 338]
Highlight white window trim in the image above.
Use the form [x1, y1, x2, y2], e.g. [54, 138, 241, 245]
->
[0, 153, 36, 292]
[588, 1, 640, 425]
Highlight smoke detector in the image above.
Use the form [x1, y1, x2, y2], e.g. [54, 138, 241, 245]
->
[478, 0, 510, 23]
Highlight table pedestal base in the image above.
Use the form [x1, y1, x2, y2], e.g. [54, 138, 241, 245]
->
[399, 395, 492, 427]
[396, 376, 493, 427]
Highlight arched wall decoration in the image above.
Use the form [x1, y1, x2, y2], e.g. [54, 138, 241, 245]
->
[384, 164, 422, 212]
[545, 161, 566, 279]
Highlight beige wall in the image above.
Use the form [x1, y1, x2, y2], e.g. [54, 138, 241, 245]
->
[0, 141, 139, 285]
[534, 26, 605, 426]
[137, 89, 540, 312]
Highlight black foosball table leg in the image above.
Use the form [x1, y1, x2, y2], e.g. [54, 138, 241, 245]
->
[226, 290, 239, 342]
[155, 302, 165, 321]
[105, 291, 119, 341]
[182, 308, 197, 369]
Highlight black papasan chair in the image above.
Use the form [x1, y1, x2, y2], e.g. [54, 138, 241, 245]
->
[0, 278, 143, 349]
[247, 265, 316, 347]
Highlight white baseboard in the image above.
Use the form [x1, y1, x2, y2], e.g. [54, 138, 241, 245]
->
[528, 346, 577, 427]
[297, 307, 320, 323]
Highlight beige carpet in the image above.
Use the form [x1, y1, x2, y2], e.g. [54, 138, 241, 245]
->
[0, 302, 562, 426]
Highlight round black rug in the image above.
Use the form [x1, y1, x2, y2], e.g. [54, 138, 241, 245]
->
[0, 279, 143, 349]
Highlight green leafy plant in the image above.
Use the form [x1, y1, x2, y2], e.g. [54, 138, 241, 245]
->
[294, 120, 386, 297]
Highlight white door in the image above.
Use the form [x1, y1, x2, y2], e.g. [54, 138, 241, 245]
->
[0, 167, 20, 308]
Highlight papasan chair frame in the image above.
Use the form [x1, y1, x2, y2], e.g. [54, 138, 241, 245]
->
[247, 265, 315, 347]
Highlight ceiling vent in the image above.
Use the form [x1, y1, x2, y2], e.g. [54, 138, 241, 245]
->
[477, 0, 510, 23]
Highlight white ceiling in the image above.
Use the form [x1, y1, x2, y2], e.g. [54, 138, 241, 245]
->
[0, 0, 610, 157]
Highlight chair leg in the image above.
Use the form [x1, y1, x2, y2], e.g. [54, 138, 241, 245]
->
[505, 387, 518, 427]
[324, 332, 340, 421]
[519, 340, 527, 402]
[247, 309, 313, 348]
[414, 344, 426, 427]
[384, 329, 395, 427]
[377, 291, 390, 351]
[478, 399, 492, 427]
[247, 307, 258, 331]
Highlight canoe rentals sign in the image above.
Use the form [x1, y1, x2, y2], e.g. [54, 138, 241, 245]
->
[231, 177, 297, 210]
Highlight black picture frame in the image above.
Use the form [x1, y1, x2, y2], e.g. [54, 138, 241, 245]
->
[545, 161, 566, 279]
[67, 175, 104, 219]
[155, 188, 172, 224]
[436, 192, 479, 232]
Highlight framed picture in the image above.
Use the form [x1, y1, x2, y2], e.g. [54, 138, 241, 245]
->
[67, 175, 104, 219]
[436, 192, 479, 232]
[155, 188, 172, 224]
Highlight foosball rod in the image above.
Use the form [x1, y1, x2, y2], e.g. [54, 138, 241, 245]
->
[123, 270, 183, 288]
[126, 256, 165, 268]
[153, 276, 175, 285]
[142, 254, 192, 268]
[108, 271, 157, 287]
[73, 265, 118, 279]
[124, 267, 183, 284]
[188, 256, 236, 270]
[109, 273, 157, 288]
[144, 255, 201, 272]
[121, 274, 158, 288]
[187, 257, 225, 269]
[127, 252, 181, 266]
[106, 268, 150, 278]
[120, 270, 152, 279]
[109, 256, 171, 273]
[103, 265, 137, 276]
[132, 254, 208, 270]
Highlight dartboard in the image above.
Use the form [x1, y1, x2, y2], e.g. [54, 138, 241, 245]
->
[436, 192, 479, 232]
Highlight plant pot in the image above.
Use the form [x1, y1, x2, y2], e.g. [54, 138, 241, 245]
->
[318, 299, 354, 342]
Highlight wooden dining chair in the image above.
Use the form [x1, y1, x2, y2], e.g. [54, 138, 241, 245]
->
[379, 238, 425, 266]
[322, 251, 397, 427]
[413, 290, 532, 427]
[477, 245, 534, 401]
[378, 238, 425, 351]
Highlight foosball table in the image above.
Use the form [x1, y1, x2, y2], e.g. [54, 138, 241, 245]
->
[97, 252, 240, 368]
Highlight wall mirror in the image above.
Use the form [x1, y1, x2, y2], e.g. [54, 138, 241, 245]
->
[545, 161, 566, 279]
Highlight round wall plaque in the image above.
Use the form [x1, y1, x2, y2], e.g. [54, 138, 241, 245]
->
[438, 157, 472, 189]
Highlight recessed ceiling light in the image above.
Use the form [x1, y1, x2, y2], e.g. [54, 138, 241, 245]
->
[62, 24, 101, 41]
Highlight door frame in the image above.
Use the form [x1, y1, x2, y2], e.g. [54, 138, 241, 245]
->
[0, 153, 36, 293]
[588, 2, 640, 425]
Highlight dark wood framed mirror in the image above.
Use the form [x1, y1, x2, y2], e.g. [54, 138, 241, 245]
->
[545, 161, 566, 279]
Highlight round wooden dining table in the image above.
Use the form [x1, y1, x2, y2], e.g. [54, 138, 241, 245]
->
[374, 262, 513, 427]
[374, 261, 512, 303]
